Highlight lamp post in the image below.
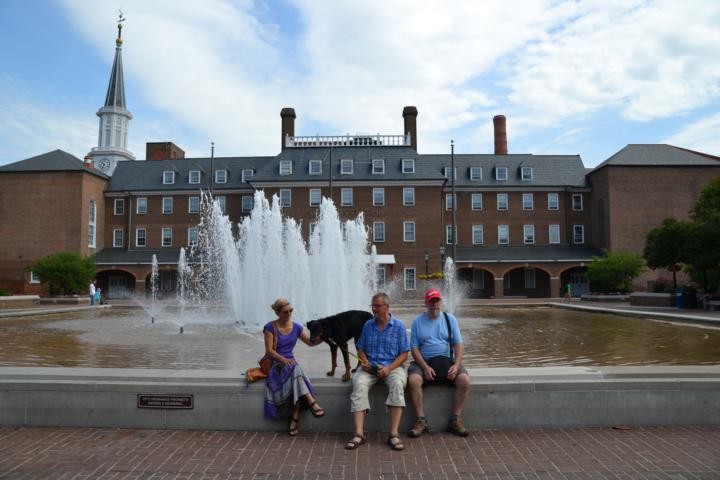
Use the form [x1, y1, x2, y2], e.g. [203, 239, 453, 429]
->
[439, 245, 446, 271]
[450, 140, 456, 263]
[424, 250, 430, 286]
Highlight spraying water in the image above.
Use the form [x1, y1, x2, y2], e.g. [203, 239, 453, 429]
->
[442, 257, 459, 314]
[150, 254, 159, 321]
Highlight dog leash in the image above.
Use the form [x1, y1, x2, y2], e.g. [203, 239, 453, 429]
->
[326, 337, 369, 366]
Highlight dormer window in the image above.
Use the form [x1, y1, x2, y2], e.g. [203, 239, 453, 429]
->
[215, 170, 227, 184]
[189, 170, 201, 184]
[470, 167, 482, 180]
[309, 160, 322, 175]
[163, 171, 175, 184]
[495, 167, 508, 181]
[279, 160, 293, 175]
[444, 167, 457, 180]
[372, 159, 385, 174]
[340, 158, 353, 174]
[521, 166, 533, 181]
[241, 169, 254, 183]
[402, 159, 415, 174]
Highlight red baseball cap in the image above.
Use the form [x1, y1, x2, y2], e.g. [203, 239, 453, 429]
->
[424, 289, 442, 302]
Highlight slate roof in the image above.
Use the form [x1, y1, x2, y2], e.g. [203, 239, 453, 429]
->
[592, 144, 720, 171]
[93, 248, 182, 265]
[0, 150, 108, 179]
[454, 245, 604, 263]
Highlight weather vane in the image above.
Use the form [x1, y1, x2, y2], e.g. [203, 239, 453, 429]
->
[116, 10, 126, 45]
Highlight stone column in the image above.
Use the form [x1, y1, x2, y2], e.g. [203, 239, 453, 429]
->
[550, 277, 562, 298]
[494, 277, 504, 299]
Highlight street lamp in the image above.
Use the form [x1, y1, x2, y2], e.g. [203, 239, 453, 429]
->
[439, 245, 446, 271]
[424, 250, 430, 285]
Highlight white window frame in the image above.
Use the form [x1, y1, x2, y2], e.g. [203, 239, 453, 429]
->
[470, 166, 482, 181]
[241, 169, 254, 183]
[113, 228, 123, 247]
[403, 187, 415, 206]
[525, 268, 536, 289]
[402, 158, 415, 174]
[163, 171, 175, 184]
[161, 227, 173, 247]
[445, 225, 457, 245]
[523, 224, 535, 244]
[114, 198, 124, 215]
[340, 158, 353, 174]
[444, 166, 457, 180]
[471, 193, 483, 211]
[495, 166, 508, 181]
[188, 227, 198, 246]
[404, 268, 417, 291]
[341, 188, 353, 206]
[162, 197, 173, 214]
[403, 221, 416, 242]
[497, 193, 508, 211]
[548, 193, 559, 210]
[135, 228, 147, 247]
[372, 159, 385, 174]
[445, 193, 456, 211]
[522, 193, 534, 211]
[215, 195, 226, 214]
[188, 196, 200, 214]
[88, 200, 96, 248]
[572, 194, 583, 211]
[373, 188, 385, 206]
[521, 166, 534, 181]
[309, 188, 321, 206]
[214, 169, 227, 184]
[498, 224, 509, 245]
[136, 197, 148, 215]
[372, 221, 385, 242]
[472, 225, 484, 245]
[279, 160, 293, 176]
[573, 224, 585, 244]
[279, 189, 292, 207]
[30, 271, 41, 284]
[309, 160, 322, 175]
[241, 195, 253, 212]
[472, 270, 484, 289]
[549, 224, 560, 244]
[189, 170, 201, 184]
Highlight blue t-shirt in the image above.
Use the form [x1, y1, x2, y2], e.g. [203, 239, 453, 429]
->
[356, 315, 410, 367]
[410, 312, 463, 359]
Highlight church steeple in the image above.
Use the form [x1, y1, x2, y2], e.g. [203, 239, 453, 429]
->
[87, 12, 135, 176]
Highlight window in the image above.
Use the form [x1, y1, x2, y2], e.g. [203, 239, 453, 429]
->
[444, 167, 457, 180]
[473, 270, 484, 289]
[573, 225, 585, 244]
[341, 188, 353, 206]
[497, 193, 508, 211]
[113, 229, 123, 247]
[372, 222, 385, 242]
[189, 170, 201, 184]
[309, 188, 321, 206]
[136, 228, 147, 247]
[375, 267, 386, 289]
[549, 224, 560, 244]
[279, 160, 293, 175]
[504, 275, 511, 289]
[373, 188, 385, 206]
[215, 195, 226, 214]
[309, 160, 322, 175]
[498, 224, 509, 245]
[403, 221, 416, 242]
[241, 169, 254, 182]
[279, 189, 292, 207]
[403, 187, 415, 206]
[162, 197, 173, 214]
[525, 268, 536, 289]
[188, 196, 200, 213]
[188, 227, 198, 246]
[522, 193, 534, 210]
[114, 198, 124, 215]
[402, 158, 415, 173]
[30, 271, 41, 284]
[88, 200, 96, 248]
[523, 225, 535, 244]
[472, 225, 484, 245]
[521, 166, 534, 181]
[372, 159, 385, 174]
[404, 268, 416, 291]
[163, 171, 175, 184]
[340, 158, 353, 174]
[215, 170, 227, 184]
[242, 195, 254, 212]
[136, 197, 148, 214]
[446, 225, 456, 244]
[162, 227, 173, 247]
[495, 167, 508, 180]
[572, 194, 583, 211]
[548, 193, 559, 210]
[471, 193, 483, 211]
[445, 193, 456, 211]
[470, 167, 482, 181]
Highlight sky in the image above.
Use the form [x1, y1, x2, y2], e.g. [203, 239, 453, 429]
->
[1, 0, 719, 168]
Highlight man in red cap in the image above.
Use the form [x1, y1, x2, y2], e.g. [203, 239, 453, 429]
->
[407, 289, 470, 437]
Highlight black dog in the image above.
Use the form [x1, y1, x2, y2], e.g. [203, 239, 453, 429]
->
[307, 310, 373, 382]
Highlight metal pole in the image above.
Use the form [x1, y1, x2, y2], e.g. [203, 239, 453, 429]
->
[451, 140, 456, 262]
[210, 142, 215, 196]
[424, 250, 429, 287]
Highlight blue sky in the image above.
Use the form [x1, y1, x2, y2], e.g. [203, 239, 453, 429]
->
[1, 0, 719, 167]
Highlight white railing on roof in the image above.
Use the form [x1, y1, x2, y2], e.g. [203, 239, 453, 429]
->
[285, 133, 411, 148]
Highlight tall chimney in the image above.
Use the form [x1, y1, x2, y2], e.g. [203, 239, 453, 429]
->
[402, 106, 418, 151]
[493, 115, 508, 155]
[280, 107, 296, 150]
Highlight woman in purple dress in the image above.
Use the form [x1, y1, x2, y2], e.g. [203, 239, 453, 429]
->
[263, 298, 325, 435]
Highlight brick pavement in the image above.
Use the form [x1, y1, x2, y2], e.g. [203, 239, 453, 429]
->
[0, 426, 718, 479]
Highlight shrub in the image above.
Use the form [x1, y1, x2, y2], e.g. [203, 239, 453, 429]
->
[587, 251, 644, 294]
[30, 252, 96, 296]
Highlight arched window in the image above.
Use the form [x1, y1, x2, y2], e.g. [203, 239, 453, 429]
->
[88, 200, 96, 248]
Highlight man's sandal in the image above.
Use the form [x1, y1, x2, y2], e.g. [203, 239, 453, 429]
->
[388, 434, 404, 451]
[308, 400, 325, 418]
[345, 433, 366, 450]
[288, 415, 299, 436]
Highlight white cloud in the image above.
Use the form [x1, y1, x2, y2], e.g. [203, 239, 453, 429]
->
[663, 112, 720, 156]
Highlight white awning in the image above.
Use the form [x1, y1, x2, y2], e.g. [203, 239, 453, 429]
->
[373, 254, 396, 265]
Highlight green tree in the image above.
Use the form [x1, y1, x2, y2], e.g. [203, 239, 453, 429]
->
[643, 218, 691, 292]
[687, 178, 720, 291]
[587, 251, 644, 294]
[30, 252, 96, 296]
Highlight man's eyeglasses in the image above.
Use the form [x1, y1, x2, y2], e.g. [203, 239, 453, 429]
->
[370, 303, 387, 308]
[281, 308, 294, 314]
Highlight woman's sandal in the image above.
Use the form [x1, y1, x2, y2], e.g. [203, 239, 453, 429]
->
[388, 434, 404, 451]
[345, 433, 366, 450]
[308, 400, 325, 418]
[288, 415, 299, 436]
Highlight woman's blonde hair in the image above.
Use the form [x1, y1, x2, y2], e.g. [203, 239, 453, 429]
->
[271, 298, 291, 315]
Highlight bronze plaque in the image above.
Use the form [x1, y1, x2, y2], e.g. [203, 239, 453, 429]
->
[137, 394, 193, 409]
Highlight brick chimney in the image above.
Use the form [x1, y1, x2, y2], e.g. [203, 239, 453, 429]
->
[146, 142, 186, 161]
[83, 155, 93, 168]
[402, 106, 418, 151]
[280, 107, 296, 150]
[493, 115, 508, 155]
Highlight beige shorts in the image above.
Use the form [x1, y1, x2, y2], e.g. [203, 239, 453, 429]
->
[350, 366, 407, 412]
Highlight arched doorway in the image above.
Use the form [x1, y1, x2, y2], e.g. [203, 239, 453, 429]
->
[96, 270, 136, 299]
[560, 266, 589, 298]
[144, 269, 179, 298]
[457, 267, 495, 298]
[502, 266, 551, 298]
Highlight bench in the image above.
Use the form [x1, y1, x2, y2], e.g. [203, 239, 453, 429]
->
[705, 300, 720, 311]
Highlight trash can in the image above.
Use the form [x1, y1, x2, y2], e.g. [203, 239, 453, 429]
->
[675, 290, 684, 309]
[682, 287, 697, 309]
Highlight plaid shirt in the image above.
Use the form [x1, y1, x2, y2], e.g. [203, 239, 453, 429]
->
[356, 314, 410, 367]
